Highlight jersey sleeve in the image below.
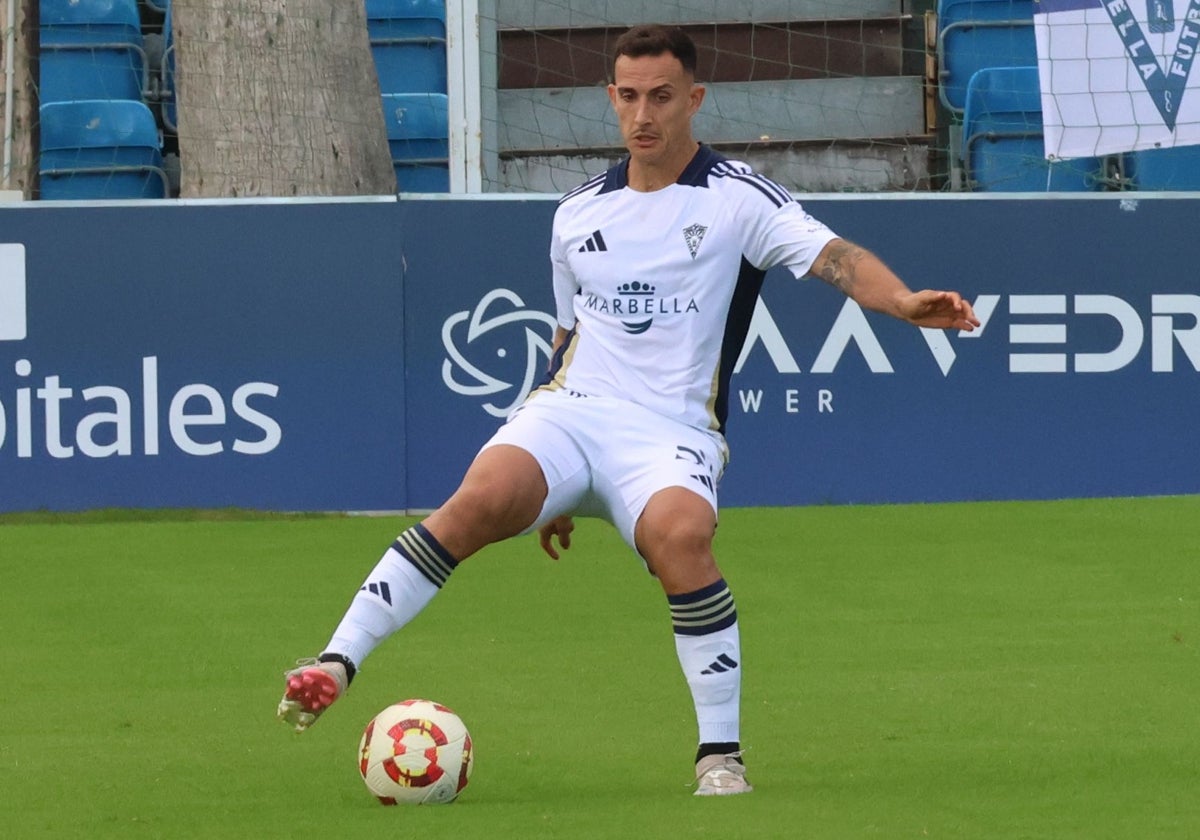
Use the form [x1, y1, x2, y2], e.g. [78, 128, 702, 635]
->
[740, 194, 840, 280]
[549, 210, 580, 329]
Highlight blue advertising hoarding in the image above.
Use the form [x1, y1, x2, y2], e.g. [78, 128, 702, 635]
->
[0, 194, 1196, 512]
[0, 199, 406, 511]
[400, 194, 1200, 508]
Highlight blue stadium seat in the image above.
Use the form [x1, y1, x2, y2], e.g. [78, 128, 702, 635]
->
[40, 0, 148, 103]
[381, 93, 450, 192]
[366, 0, 448, 95]
[39, 100, 169, 199]
[962, 67, 1104, 192]
[1126, 145, 1200, 191]
[938, 0, 1037, 115]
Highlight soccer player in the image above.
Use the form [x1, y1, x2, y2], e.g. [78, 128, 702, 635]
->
[278, 24, 979, 796]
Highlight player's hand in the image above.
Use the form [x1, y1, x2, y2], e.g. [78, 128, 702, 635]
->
[538, 516, 575, 560]
[899, 290, 980, 331]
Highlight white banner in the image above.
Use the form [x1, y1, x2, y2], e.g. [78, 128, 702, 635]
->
[1035, 0, 1200, 159]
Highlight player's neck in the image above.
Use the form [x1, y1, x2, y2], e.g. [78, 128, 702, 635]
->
[626, 141, 700, 192]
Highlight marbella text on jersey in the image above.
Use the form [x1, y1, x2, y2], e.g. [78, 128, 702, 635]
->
[0, 355, 281, 460]
[582, 290, 702, 315]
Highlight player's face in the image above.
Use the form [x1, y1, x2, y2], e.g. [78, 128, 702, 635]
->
[608, 52, 704, 171]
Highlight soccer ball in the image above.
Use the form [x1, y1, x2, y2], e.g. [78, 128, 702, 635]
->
[358, 699, 474, 805]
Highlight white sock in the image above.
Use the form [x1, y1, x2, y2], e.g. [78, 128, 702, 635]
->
[324, 523, 458, 669]
[669, 579, 742, 745]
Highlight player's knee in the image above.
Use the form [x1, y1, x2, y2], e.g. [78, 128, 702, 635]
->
[638, 520, 719, 593]
[638, 512, 714, 558]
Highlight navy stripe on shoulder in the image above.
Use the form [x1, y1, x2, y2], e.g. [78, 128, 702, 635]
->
[712, 167, 795, 208]
[743, 173, 794, 206]
[558, 171, 607, 205]
[596, 159, 629, 194]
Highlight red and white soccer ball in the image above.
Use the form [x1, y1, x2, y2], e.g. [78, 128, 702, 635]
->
[358, 699, 474, 805]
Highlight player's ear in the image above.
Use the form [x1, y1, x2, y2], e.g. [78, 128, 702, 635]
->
[607, 83, 619, 107]
[689, 83, 706, 115]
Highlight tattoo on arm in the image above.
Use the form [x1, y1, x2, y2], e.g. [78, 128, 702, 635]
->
[817, 241, 867, 295]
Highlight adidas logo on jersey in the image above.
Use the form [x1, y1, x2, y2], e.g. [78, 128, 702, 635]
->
[578, 230, 608, 252]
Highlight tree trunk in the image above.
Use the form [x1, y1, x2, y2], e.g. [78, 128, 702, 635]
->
[0, 0, 38, 198]
[172, 0, 395, 198]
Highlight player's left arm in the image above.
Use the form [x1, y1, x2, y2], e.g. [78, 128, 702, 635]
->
[810, 238, 980, 332]
[550, 326, 570, 355]
[535, 327, 576, 561]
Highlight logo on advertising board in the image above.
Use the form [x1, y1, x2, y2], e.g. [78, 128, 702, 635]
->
[0, 244, 27, 341]
[441, 289, 557, 418]
[442, 288, 1200, 416]
[0, 242, 283, 461]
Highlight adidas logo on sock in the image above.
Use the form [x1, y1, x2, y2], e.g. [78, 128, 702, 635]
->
[360, 581, 392, 605]
[700, 653, 739, 675]
[578, 230, 608, 252]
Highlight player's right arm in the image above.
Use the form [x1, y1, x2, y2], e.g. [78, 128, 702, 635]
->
[729, 168, 975, 334]
[810, 238, 979, 332]
[538, 515, 574, 560]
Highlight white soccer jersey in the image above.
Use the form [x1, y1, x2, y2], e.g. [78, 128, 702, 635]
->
[535, 145, 839, 435]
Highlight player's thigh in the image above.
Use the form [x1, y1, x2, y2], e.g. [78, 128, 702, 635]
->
[424, 444, 550, 558]
[448, 443, 548, 523]
[478, 401, 592, 534]
[596, 413, 724, 552]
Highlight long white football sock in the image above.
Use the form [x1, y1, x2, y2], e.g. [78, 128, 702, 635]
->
[669, 578, 742, 745]
[324, 523, 458, 669]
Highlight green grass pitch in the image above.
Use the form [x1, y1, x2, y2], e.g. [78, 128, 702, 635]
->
[3, 497, 1199, 839]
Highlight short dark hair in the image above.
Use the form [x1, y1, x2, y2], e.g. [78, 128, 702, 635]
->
[612, 24, 698, 77]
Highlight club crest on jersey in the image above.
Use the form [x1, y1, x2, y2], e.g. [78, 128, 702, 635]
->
[682, 223, 708, 260]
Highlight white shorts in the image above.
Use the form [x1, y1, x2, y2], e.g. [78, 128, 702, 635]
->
[479, 390, 728, 553]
